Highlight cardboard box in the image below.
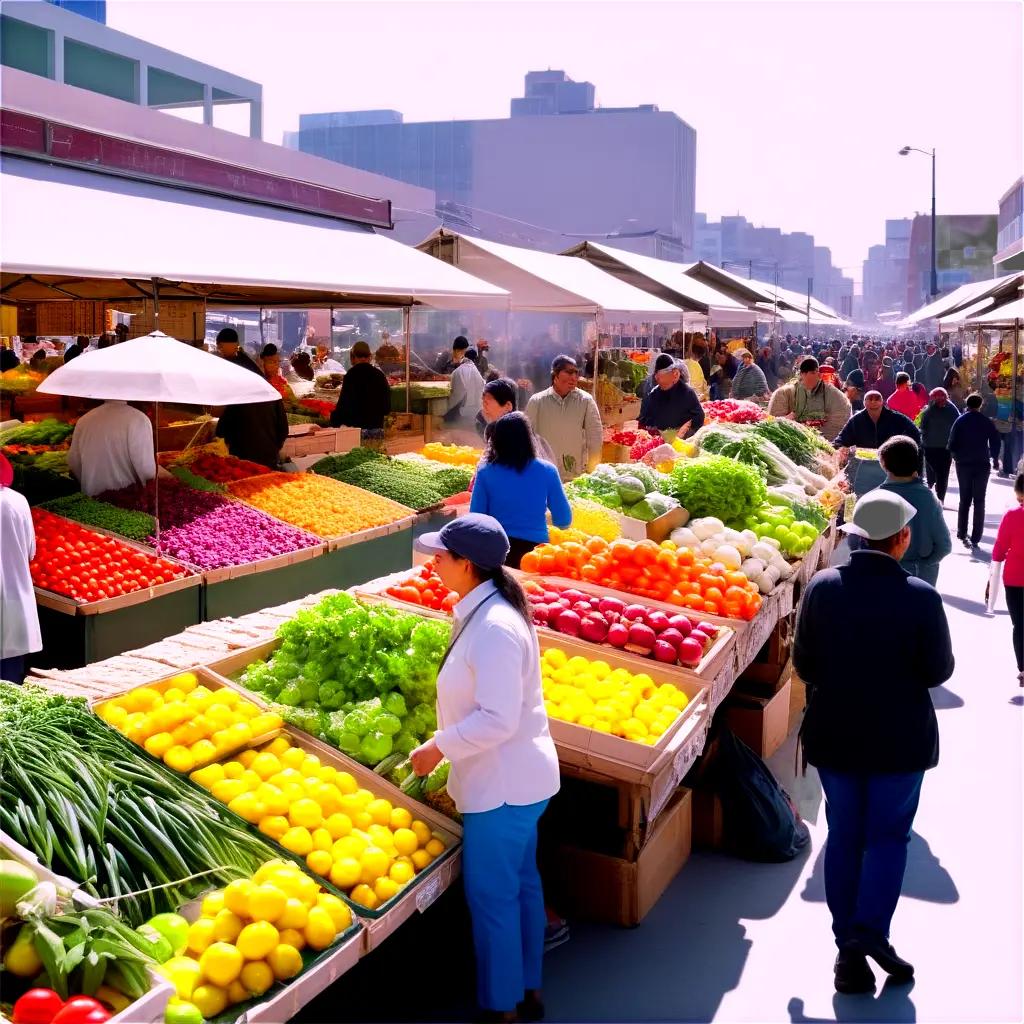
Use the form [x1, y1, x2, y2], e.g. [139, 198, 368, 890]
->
[540, 788, 692, 927]
[616, 504, 690, 543]
[691, 787, 724, 851]
[722, 677, 793, 759]
[737, 654, 794, 697]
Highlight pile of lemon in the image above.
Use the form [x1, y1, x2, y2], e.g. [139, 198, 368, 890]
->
[158, 859, 349, 1020]
[540, 648, 689, 745]
[193, 737, 449, 910]
[97, 673, 282, 774]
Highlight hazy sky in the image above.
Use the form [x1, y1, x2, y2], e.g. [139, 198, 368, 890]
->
[108, 0, 1022, 285]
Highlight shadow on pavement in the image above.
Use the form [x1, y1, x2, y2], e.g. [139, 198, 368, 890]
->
[929, 685, 964, 710]
[801, 831, 958, 907]
[938, 592, 989, 615]
[1011, 695, 1024, 707]
[542, 846, 811, 1023]
[788, 978, 916, 1022]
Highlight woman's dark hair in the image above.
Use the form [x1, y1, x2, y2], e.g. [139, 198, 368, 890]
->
[1015, 472, 1024, 496]
[486, 411, 536, 472]
[261, 343, 279, 359]
[483, 377, 518, 411]
[462, 562, 532, 623]
[879, 434, 920, 477]
[895, 371, 911, 387]
[291, 351, 314, 380]
[942, 367, 959, 387]
[965, 392, 983, 411]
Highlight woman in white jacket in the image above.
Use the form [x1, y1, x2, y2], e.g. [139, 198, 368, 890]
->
[411, 513, 560, 1023]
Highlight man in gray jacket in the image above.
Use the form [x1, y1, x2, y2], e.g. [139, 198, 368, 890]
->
[526, 355, 603, 481]
[918, 387, 960, 504]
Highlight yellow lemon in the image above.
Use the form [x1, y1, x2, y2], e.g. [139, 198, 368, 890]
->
[392, 828, 418, 857]
[266, 943, 303, 981]
[223, 879, 255, 918]
[349, 884, 378, 910]
[410, 849, 432, 871]
[374, 877, 400, 903]
[250, 752, 281, 780]
[316, 894, 351, 932]
[199, 942, 243, 987]
[265, 868, 305, 900]
[294, 874, 319, 908]
[222, 761, 245, 780]
[310, 827, 333, 853]
[228, 793, 265, 825]
[329, 857, 362, 890]
[332, 835, 366, 860]
[277, 928, 306, 952]
[212, 909, 244, 944]
[144, 732, 175, 757]
[236, 921, 279, 961]
[191, 763, 225, 789]
[257, 786, 290, 816]
[248, 884, 287, 923]
[249, 712, 283, 736]
[316, 765, 338, 784]
[239, 960, 274, 997]
[299, 754, 321, 776]
[276, 897, 309, 930]
[303, 906, 337, 951]
[359, 847, 391, 885]
[389, 807, 413, 831]
[200, 890, 225, 918]
[186, 917, 216, 956]
[160, 956, 202, 1000]
[389, 860, 414, 886]
[190, 984, 228, 1019]
[334, 771, 358, 795]
[324, 813, 352, 840]
[410, 820, 432, 846]
[171, 671, 198, 692]
[265, 736, 290, 756]
[306, 850, 333, 877]
[259, 815, 290, 841]
[352, 811, 373, 831]
[227, 980, 248, 1005]
[288, 799, 322, 830]
[310, 784, 342, 817]
[280, 826, 313, 857]
[281, 782, 306, 805]
[164, 746, 195, 773]
[237, 769, 262, 792]
[366, 798, 393, 826]
[281, 747, 305, 769]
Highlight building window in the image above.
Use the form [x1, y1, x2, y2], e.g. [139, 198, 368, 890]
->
[147, 67, 204, 106]
[64, 38, 137, 102]
[1, 16, 53, 78]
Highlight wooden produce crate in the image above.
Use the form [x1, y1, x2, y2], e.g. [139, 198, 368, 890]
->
[282, 425, 361, 460]
[600, 441, 631, 464]
[155, 418, 215, 453]
[615, 505, 689, 543]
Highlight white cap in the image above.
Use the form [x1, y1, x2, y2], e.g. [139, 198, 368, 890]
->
[840, 490, 917, 540]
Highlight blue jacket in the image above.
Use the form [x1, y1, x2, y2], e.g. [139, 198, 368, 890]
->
[879, 478, 952, 586]
[794, 550, 954, 773]
[947, 409, 999, 464]
[470, 458, 572, 543]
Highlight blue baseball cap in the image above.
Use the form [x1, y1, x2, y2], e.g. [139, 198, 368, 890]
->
[415, 513, 510, 570]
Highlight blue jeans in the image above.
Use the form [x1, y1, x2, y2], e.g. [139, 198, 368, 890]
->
[462, 800, 549, 1012]
[818, 769, 924, 948]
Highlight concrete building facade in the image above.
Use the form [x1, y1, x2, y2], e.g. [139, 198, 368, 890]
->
[288, 70, 697, 258]
[905, 213, 998, 313]
[995, 176, 1024, 273]
[861, 218, 912, 319]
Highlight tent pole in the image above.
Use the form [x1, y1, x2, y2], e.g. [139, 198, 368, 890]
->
[152, 278, 160, 332]
[154, 399, 161, 552]
[403, 306, 412, 415]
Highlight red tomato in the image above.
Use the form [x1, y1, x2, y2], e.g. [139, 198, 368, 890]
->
[12, 988, 64, 1024]
[51, 997, 109, 1024]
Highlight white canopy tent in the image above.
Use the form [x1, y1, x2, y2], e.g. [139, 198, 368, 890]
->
[416, 230, 684, 319]
[0, 156, 510, 310]
[937, 298, 995, 329]
[965, 297, 1024, 326]
[895, 272, 1024, 329]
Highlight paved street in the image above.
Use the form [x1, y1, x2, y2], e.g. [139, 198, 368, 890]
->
[309, 473, 1023, 1024]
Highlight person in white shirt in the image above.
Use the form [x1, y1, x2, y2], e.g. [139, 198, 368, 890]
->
[67, 400, 156, 497]
[0, 454, 41, 683]
[410, 514, 560, 1023]
[445, 346, 485, 428]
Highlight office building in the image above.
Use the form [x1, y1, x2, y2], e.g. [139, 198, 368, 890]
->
[861, 218, 912, 319]
[44, 1, 105, 23]
[905, 214, 998, 313]
[289, 70, 697, 257]
[1, 0, 262, 137]
[995, 176, 1024, 273]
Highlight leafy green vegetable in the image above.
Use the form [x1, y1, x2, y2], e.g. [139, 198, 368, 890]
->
[0, 418, 74, 445]
[668, 454, 767, 526]
[751, 419, 833, 466]
[39, 494, 157, 543]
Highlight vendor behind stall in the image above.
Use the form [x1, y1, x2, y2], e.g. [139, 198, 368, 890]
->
[638, 354, 705, 439]
[68, 400, 157, 497]
[0, 453, 41, 684]
[260, 343, 294, 400]
[215, 351, 289, 469]
[444, 346, 485, 429]
[330, 341, 391, 432]
[215, 327, 261, 374]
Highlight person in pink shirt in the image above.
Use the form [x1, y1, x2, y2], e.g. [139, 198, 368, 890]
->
[887, 372, 926, 421]
[992, 471, 1024, 684]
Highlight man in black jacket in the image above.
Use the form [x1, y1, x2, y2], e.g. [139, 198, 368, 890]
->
[794, 489, 954, 994]
[638, 354, 705, 437]
[948, 392, 1000, 548]
[330, 341, 391, 432]
[833, 391, 923, 475]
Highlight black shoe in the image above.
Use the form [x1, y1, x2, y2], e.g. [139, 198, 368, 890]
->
[834, 947, 875, 994]
[543, 919, 569, 953]
[960, 536, 972, 549]
[517, 992, 545, 1023]
[855, 937, 914, 982]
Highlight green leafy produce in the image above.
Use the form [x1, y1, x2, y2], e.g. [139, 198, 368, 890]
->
[696, 429, 780, 482]
[751, 419, 834, 467]
[10, 464, 78, 506]
[167, 464, 226, 493]
[628, 492, 680, 522]
[313, 447, 385, 476]
[0, 684, 276, 928]
[668, 454, 767, 525]
[314, 450, 467, 511]
[239, 592, 449, 767]
[615, 475, 647, 506]
[0, 418, 74, 446]
[39, 493, 157, 543]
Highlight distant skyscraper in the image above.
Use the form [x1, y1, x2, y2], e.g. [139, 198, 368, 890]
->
[862, 219, 912, 318]
[45, 0, 105, 23]
[289, 71, 697, 257]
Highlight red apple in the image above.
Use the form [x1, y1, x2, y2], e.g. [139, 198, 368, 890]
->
[646, 610, 670, 632]
[625, 622, 657, 654]
[667, 614, 693, 636]
[689, 629, 709, 649]
[624, 604, 648, 622]
[599, 597, 626, 618]
[696, 621, 719, 639]
[580, 614, 609, 643]
[562, 589, 587, 604]
[542, 591, 561, 605]
[653, 639, 679, 663]
[607, 622, 630, 647]
[556, 609, 582, 637]
[573, 601, 593, 615]
[678, 637, 704, 666]
[658, 628, 685, 651]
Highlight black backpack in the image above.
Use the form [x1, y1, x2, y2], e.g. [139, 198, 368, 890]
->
[713, 728, 810, 862]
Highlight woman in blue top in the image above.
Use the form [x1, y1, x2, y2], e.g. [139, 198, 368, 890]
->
[470, 411, 572, 569]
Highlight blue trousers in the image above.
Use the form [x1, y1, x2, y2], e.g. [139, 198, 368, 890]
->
[462, 800, 549, 1012]
[0, 656, 25, 685]
[818, 769, 924, 948]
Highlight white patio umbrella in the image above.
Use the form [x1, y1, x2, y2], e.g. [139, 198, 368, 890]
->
[37, 331, 280, 404]
[38, 331, 281, 548]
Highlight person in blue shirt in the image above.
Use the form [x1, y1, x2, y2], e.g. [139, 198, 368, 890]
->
[470, 412, 572, 569]
[948, 392, 1000, 548]
[878, 434, 951, 586]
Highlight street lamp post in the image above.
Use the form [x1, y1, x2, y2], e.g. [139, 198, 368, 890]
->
[899, 145, 937, 298]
